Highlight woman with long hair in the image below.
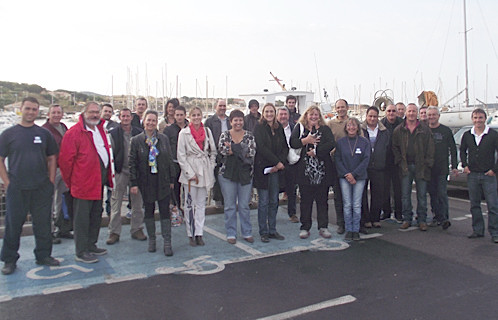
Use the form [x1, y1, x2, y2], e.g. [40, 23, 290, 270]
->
[290, 105, 335, 239]
[177, 106, 217, 246]
[335, 117, 370, 241]
[253, 103, 288, 243]
[218, 109, 257, 244]
[129, 110, 176, 256]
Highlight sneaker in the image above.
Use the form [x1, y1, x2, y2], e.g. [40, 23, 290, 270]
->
[289, 215, 299, 223]
[227, 238, 236, 245]
[442, 221, 451, 230]
[89, 247, 107, 256]
[400, 221, 411, 229]
[337, 225, 345, 235]
[106, 233, 120, 245]
[352, 232, 360, 241]
[36, 256, 60, 266]
[428, 221, 440, 227]
[299, 230, 310, 239]
[75, 252, 99, 264]
[319, 228, 332, 239]
[131, 229, 147, 241]
[419, 222, 428, 231]
[345, 231, 353, 241]
[373, 222, 381, 228]
[269, 232, 285, 240]
[261, 234, 270, 243]
[492, 236, 498, 244]
[1, 262, 16, 275]
[243, 236, 254, 243]
[58, 231, 74, 239]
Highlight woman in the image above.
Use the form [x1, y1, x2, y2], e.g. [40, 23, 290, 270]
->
[177, 106, 217, 246]
[129, 110, 176, 256]
[361, 106, 391, 228]
[253, 103, 288, 243]
[218, 109, 257, 244]
[290, 105, 335, 239]
[335, 117, 370, 241]
[159, 98, 179, 133]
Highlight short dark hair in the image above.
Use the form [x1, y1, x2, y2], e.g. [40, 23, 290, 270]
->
[120, 108, 132, 116]
[48, 104, 63, 113]
[102, 103, 113, 110]
[136, 97, 148, 107]
[286, 95, 296, 103]
[229, 109, 245, 122]
[335, 98, 349, 107]
[22, 96, 39, 107]
[144, 110, 158, 119]
[175, 105, 186, 114]
[248, 99, 259, 108]
[471, 108, 487, 118]
[366, 106, 379, 115]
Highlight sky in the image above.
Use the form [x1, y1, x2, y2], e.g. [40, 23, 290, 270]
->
[1, 0, 497, 106]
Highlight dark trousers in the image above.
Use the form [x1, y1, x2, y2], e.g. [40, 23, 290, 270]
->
[299, 184, 329, 231]
[73, 197, 103, 257]
[428, 173, 450, 222]
[144, 196, 171, 220]
[362, 169, 385, 223]
[333, 175, 344, 227]
[54, 191, 73, 234]
[213, 165, 224, 203]
[382, 166, 402, 219]
[172, 163, 181, 208]
[1, 180, 54, 263]
[284, 165, 297, 217]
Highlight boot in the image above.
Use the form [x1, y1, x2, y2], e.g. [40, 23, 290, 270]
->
[144, 219, 156, 253]
[161, 219, 173, 256]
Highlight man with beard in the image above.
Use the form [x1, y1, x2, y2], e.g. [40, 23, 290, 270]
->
[59, 102, 114, 263]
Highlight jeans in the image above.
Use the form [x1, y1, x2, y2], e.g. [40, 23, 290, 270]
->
[340, 178, 366, 233]
[257, 172, 280, 236]
[428, 174, 449, 222]
[467, 172, 498, 237]
[401, 164, 428, 223]
[218, 175, 253, 239]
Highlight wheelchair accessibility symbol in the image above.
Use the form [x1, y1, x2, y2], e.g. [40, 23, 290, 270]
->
[156, 255, 225, 275]
[26, 259, 94, 280]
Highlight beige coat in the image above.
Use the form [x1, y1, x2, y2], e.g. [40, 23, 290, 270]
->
[177, 126, 217, 189]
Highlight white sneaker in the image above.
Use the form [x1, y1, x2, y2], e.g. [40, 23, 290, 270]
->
[319, 228, 332, 239]
[299, 230, 310, 239]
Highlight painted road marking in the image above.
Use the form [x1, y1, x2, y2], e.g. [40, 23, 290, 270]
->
[452, 217, 468, 221]
[360, 233, 383, 239]
[0, 295, 12, 302]
[256, 295, 357, 320]
[26, 264, 94, 280]
[42, 284, 83, 295]
[156, 255, 225, 275]
[398, 226, 418, 232]
[203, 226, 262, 255]
[105, 273, 147, 284]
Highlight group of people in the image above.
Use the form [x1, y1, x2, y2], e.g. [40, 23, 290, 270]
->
[1, 95, 497, 276]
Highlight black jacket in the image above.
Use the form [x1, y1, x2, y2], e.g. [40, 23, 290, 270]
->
[460, 127, 498, 174]
[129, 132, 176, 203]
[110, 125, 143, 173]
[361, 122, 391, 171]
[131, 113, 144, 129]
[253, 122, 288, 189]
[163, 121, 188, 162]
[204, 114, 232, 145]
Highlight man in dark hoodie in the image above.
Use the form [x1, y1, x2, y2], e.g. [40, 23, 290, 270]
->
[243, 99, 261, 132]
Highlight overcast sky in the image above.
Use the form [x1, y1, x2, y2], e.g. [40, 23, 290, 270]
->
[1, 0, 497, 106]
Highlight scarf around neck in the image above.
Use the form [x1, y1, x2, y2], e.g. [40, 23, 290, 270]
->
[145, 132, 160, 173]
[190, 123, 205, 150]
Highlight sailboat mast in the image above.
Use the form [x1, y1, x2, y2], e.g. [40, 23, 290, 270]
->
[463, 0, 470, 108]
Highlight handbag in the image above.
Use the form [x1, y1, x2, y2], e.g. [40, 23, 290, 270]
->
[287, 123, 304, 165]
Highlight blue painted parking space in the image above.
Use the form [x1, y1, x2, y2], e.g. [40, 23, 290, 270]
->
[0, 206, 352, 301]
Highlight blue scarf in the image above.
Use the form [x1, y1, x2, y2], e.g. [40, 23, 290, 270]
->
[145, 133, 159, 173]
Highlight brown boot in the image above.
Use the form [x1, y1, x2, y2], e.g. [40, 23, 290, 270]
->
[400, 221, 411, 230]
[131, 229, 147, 241]
[106, 233, 120, 245]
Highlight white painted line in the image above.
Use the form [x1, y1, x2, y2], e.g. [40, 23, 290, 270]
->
[360, 233, 383, 239]
[398, 226, 418, 232]
[105, 273, 147, 284]
[0, 295, 12, 302]
[256, 295, 357, 320]
[452, 217, 468, 221]
[42, 284, 83, 295]
[203, 226, 262, 255]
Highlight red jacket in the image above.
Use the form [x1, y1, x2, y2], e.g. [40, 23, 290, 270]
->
[59, 114, 114, 200]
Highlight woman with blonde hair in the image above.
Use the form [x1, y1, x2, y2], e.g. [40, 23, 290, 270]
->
[253, 103, 288, 243]
[177, 106, 217, 246]
[290, 105, 335, 239]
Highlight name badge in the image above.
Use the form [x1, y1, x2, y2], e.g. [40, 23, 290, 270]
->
[355, 148, 362, 154]
[33, 136, 42, 144]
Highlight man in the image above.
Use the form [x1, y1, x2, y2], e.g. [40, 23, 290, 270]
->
[327, 99, 350, 234]
[205, 99, 231, 208]
[131, 97, 148, 128]
[42, 104, 72, 243]
[396, 102, 406, 119]
[277, 106, 298, 223]
[286, 95, 301, 125]
[380, 104, 403, 221]
[101, 103, 119, 131]
[419, 106, 428, 124]
[243, 99, 260, 132]
[426, 106, 458, 229]
[460, 108, 498, 243]
[106, 108, 145, 245]
[163, 105, 189, 210]
[392, 103, 434, 231]
[0, 97, 59, 275]
[59, 102, 114, 263]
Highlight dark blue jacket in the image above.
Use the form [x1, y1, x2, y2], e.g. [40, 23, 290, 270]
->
[361, 121, 391, 171]
[335, 135, 371, 180]
[110, 125, 143, 173]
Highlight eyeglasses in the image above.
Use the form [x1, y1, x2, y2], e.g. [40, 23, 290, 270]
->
[386, 110, 396, 112]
